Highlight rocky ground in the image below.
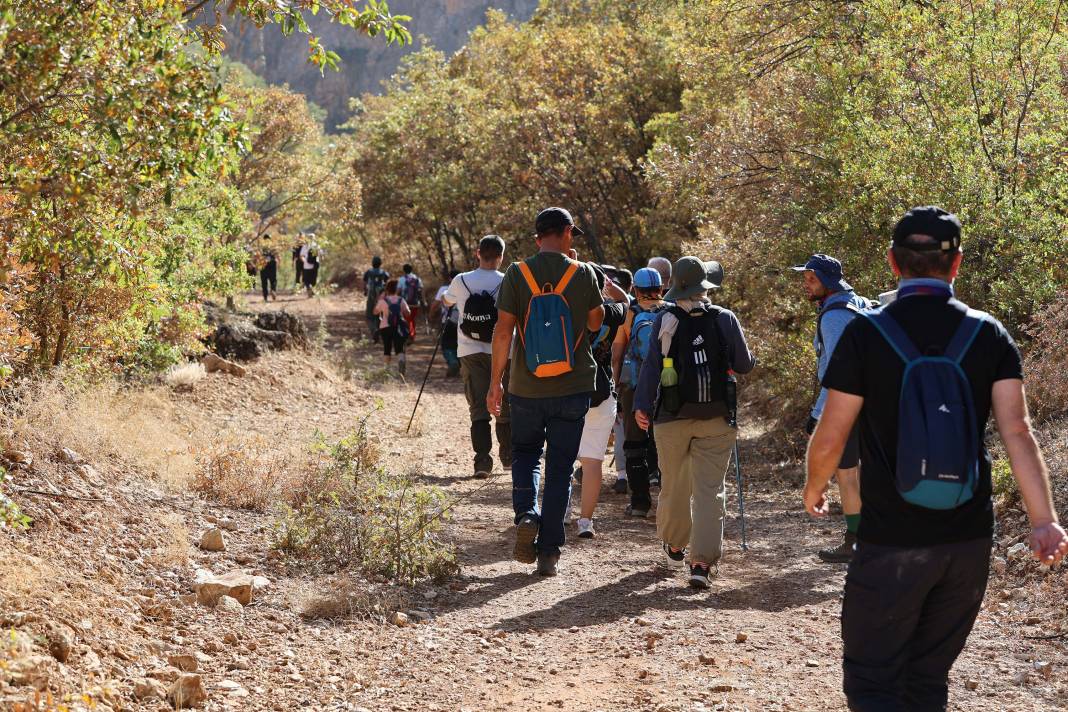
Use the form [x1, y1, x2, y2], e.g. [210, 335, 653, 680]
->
[1, 289, 1065, 711]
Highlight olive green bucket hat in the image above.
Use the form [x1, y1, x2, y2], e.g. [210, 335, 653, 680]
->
[664, 256, 722, 301]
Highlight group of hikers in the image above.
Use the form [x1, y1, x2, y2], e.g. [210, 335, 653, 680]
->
[362, 205, 1066, 711]
[246, 232, 323, 301]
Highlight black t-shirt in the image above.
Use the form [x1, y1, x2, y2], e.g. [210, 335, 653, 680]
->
[822, 294, 1023, 547]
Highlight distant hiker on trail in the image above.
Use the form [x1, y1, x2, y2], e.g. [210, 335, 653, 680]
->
[612, 267, 668, 518]
[634, 257, 756, 589]
[433, 269, 461, 378]
[374, 278, 411, 375]
[609, 265, 634, 490]
[299, 235, 321, 297]
[258, 235, 279, 303]
[397, 264, 425, 342]
[445, 235, 510, 479]
[791, 254, 870, 563]
[648, 256, 672, 288]
[805, 206, 1067, 711]
[292, 235, 304, 288]
[363, 256, 389, 343]
[488, 208, 604, 576]
[573, 264, 630, 539]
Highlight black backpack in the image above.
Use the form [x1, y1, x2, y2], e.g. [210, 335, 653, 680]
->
[663, 304, 730, 420]
[458, 276, 499, 342]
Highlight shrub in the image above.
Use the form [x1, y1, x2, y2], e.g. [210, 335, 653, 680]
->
[0, 469, 31, 531]
[1025, 291, 1068, 420]
[163, 362, 206, 390]
[192, 438, 292, 511]
[273, 425, 459, 584]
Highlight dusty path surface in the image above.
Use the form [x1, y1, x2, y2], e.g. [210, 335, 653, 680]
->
[2, 289, 1065, 712]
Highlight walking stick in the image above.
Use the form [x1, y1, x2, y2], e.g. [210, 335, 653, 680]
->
[733, 441, 748, 552]
[407, 327, 443, 433]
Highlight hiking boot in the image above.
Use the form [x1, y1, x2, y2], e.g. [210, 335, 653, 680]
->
[577, 518, 595, 539]
[536, 551, 559, 576]
[398, 355, 407, 376]
[473, 470, 491, 480]
[663, 543, 686, 568]
[817, 531, 858, 563]
[612, 478, 628, 495]
[649, 471, 661, 489]
[689, 563, 713, 589]
[514, 515, 539, 564]
[624, 505, 649, 518]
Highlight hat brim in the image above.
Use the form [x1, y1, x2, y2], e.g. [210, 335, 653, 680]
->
[664, 278, 717, 301]
[570, 225, 585, 235]
[789, 265, 810, 272]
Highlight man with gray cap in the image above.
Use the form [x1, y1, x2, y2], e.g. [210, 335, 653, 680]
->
[791, 254, 871, 563]
[633, 256, 756, 589]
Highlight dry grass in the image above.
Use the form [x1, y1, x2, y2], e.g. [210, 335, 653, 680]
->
[149, 513, 192, 568]
[191, 436, 297, 511]
[3, 377, 199, 490]
[297, 576, 407, 621]
[164, 361, 206, 389]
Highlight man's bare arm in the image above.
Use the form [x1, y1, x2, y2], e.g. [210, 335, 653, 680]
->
[992, 379, 1068, 565]
[586, 305, 605, 332]
[486, 310, 517, 417]
[804, 389, 864, 516]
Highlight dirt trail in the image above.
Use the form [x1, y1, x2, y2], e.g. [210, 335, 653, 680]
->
[2, 289, 1064, 712]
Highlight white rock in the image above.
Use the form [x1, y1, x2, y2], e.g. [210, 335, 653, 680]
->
[195, 571, 254, 606]
[199, 528, 226, 552]
[57, 447, 84, 464]
[390, 611, 410, 627]
[1007, 542, 1029, 558]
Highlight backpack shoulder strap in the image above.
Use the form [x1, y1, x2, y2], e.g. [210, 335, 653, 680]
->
[862, 310, 921, 363]
[554, 262, 580, 295]
[943, 306, 990, 364]
[459, 275, 469, 293]
[516, 261, 540, 295]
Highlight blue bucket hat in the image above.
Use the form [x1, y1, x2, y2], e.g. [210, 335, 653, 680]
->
[633, 267, 662, 289]
[790, 254, 852, 293]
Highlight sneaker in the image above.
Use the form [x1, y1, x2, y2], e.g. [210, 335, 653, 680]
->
[513, 515, 539, 564]
[612, 478, 628, 495]
[624, 505, 649, 518]
[817, 531, 857, 563]
[663, 543, 686, 568]
[649, 471, 661, 489]
[577, 518, 595, 539]
[689, 563, 712, 589]
[536, 551, 559, 577]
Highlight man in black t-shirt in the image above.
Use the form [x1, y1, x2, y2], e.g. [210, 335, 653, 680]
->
[804, 206, 1067, 711]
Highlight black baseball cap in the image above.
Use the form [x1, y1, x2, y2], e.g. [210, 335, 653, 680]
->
[892, 206, 962, 252]
[535, 207, 584, 236]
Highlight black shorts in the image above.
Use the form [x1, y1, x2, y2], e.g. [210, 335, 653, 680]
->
[380, 327, 406, 356]
[840, 424, 859, 469]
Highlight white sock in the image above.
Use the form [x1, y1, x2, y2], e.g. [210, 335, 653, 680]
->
[577, 517, 591, 528]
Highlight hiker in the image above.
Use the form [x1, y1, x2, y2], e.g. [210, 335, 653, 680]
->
[445, 236, 510, 479]
[488, 208, 605, 576]
[791, 254, 870, 563]
[373, 278, 411, 374]
[805, 206, 1067, 710]
[258, 235, 278, 303]
[433, 269, 461, 378]
[609, 266, 634, 491]
[363, 256, 389, 343]
[573, 264, 630, 538]
[633, 257, 756, 589]
[612, 267, 669, 518]
[299, 234, 321, 297]
[292, 235, 304, 287]
[648, 256, 672, 287]
[397, 264, 425, 341]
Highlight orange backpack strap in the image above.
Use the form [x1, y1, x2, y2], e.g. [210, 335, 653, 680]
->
[554, 262, 580, 295]
[517, 261, 540, 295]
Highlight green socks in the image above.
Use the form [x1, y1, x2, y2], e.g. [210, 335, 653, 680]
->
[845, 513, 861, 534]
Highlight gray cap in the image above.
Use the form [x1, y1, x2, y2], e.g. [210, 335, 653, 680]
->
[665, 256, 719, 301]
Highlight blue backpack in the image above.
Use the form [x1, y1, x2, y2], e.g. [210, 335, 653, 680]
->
[624, 305, 663, 385]
[863, 305, 990, 510]
[516, 260, 582, 377]
[387, 299, 410, 339]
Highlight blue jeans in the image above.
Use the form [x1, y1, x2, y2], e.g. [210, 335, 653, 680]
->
[510, 392, 590, 555]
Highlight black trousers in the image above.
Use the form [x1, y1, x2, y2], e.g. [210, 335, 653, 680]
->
[842, 537, 992, 712]
[260, 264, 277, 301]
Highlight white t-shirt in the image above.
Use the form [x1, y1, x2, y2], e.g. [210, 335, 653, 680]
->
[444, 268, 504, 357]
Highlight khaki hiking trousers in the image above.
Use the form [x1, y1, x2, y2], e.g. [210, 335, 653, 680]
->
[654, 416, 736, 565]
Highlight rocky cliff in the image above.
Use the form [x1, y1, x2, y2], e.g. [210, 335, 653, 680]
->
[219, 0, 539, 129]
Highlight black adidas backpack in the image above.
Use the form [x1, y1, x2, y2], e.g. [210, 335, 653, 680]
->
[458, 276, 499, 342]
[663, 304, 730, 420]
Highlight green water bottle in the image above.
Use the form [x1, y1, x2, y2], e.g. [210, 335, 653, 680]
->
[660, 357, 681, 414]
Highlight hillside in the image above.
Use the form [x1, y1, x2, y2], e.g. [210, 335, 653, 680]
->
[217, 0, 539, 129]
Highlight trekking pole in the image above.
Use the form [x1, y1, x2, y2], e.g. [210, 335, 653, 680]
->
[733, 441, 748, 552]
[406, 327, 443, 433]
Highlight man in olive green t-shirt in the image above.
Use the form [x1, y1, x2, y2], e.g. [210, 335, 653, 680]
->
[487, 207, 605, 576]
